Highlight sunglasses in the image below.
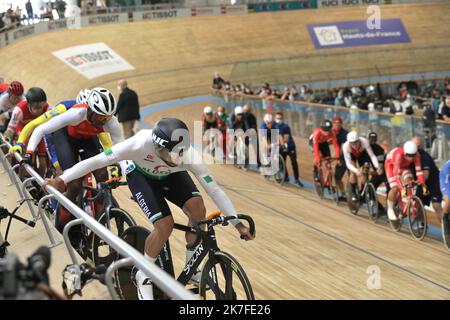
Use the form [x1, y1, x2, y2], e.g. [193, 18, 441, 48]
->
[94, 114, 112, 122]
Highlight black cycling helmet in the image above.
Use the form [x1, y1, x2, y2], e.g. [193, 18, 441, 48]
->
[152, 118, 190, 152]
[321, 120, 332, 132]
[368, 132, 378, 142]
[25, 87, 47, 103]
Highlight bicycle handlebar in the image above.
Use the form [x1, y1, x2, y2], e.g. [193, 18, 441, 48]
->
[86, 180, 127, 201]
[186, 214, 255, 250]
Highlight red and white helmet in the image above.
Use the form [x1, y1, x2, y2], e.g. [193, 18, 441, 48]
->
[7, 81, 24, 96]
[263, 113, 273, 124]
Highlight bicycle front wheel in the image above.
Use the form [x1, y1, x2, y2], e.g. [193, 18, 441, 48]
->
[274, 155, 286, 185]
[199, 251, 254, 300]
[91, 208, 136, 266]
[365, 183, 378, 222]
[407, 196, 427, 241]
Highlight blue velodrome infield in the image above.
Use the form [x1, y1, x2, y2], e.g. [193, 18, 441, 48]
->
[139, 95, 443, 239]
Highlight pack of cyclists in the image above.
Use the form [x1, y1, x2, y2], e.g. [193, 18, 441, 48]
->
[1, 80, 449, 300]
[1, 82, 255, 300]
[309, 118, 450, 249]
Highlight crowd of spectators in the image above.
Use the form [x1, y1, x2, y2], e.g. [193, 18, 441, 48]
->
[212, 73, 450, 122]
[0, 1, 67, 32]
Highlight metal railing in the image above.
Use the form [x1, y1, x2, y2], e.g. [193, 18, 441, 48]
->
[0, 136, 196, 300]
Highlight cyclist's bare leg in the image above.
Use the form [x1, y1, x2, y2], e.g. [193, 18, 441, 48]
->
[182, 196, 206, 246]
[432, 202, 443, 220]
[387, 186, 399, 220]
[37, 155, 47, 177]
[443, 196, 450, 216]
[349, 171, 358, 197]
[144, 215, 174, 258]
[92, 167, 108, 216]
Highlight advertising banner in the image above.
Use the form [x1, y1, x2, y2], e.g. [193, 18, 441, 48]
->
[47, 19, 68, 31]
[307, 19, 410, 49]
[248, 1, 313, 13]
[317, 0, 382, 7]
[220, 5, 248, 15]
[133, 8, 192, 21]
[191, 7, 221, 16]
[82, 13, 128, 26]
[52, 42, 135, 79]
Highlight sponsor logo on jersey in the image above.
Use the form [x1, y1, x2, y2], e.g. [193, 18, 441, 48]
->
[203, 175, 213, 183]
[144, 154, 154, 162]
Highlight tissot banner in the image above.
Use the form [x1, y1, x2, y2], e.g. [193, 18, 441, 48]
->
[307, 19, 410, 49]
[52, 43, 134, 79]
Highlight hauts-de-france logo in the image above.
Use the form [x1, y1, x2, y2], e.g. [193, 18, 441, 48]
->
[313, 25, 344, 46]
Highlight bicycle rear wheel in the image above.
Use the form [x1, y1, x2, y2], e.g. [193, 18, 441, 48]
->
[199, 251, 254, 300]
[91, 208, 136, 267]
[365, 183, 378, 222]
[407, 196, 427, 241]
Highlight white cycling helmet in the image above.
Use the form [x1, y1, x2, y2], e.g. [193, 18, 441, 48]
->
[203, 106, 213, 114]
[403, 141, 418, 155]
[87, 87, 116, 116]
[347, 131, 360, 143]
[263, 113, 273, 124]
[76, 89, 91, 104]
[234, 106, 243, 115]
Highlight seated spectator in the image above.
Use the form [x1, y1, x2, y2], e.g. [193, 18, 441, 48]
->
[289, 86, 298, 101]
[441, 96, 450, 121]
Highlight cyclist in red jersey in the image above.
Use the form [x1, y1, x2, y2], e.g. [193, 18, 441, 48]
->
[0, 81, 25, 130]
[385, 141, 425, 221]
[309, 120, 340, 183]
[6, 87, 49, 176]
[25, 88, 122, 232]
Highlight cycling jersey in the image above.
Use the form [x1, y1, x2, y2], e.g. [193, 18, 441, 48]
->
[7, 100, 49, 133]
[0, 83, 8, 94]
[59, 129, 240, 225]
[0, 93, 25, 120]
[385, 147, 424, 188]
[370, 143, 386, 164]
[311, 128, 340, 164]
[26, 103, 122, 153]
[17, 99, 76, 145]
[202, 115, 219, 132]
[342, 137, 379, 174]
[439, 160, 450, 198]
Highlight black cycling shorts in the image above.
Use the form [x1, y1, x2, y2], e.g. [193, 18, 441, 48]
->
[350, 150, 371, 168]
[417, 173, 443, 206]
[53, 127, 103, 171]
[126, 169, 201, 224]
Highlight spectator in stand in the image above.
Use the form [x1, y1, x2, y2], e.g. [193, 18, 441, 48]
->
[26, 0, 34, 24]
[440, 96, 450, 121]
[335, 89, 345, 107]
[116, 79, 141, 139]
[0, 14, 5, 32]
[212, 72, 225, 90]
[274, 112, 303, 187]
[56, 0, 67, 19]
[289, 86, 298, 102]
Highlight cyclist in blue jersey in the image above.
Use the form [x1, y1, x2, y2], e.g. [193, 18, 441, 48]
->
[440, 160, 450, 250]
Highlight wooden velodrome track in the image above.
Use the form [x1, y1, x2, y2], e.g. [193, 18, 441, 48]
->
[2, 100, 449, 299]
[0, 2, 449, 299]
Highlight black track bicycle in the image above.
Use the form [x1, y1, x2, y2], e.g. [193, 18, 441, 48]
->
[51, 177, 136, 266]
[346, 162, 378, 221]
[113, 212, 255, 300]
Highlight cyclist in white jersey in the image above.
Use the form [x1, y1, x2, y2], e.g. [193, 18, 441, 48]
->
[343, 131, 380, 201]
[43, 117, 255, 300]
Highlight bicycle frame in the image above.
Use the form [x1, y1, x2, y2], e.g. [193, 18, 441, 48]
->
[157, 223, 219, 287]
[396, 184, 416, 218]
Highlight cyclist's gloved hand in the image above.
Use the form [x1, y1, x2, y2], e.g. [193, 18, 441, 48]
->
[235, 222, 255, 241]
[4, 131, 13, 143]
[422, 185, 429, 196]
[110, 164, 122, 178]
[9, 142, 24, 155]
[21, 150, 33, 165]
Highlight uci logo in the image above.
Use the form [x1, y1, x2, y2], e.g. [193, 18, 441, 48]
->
[152, 133, 168, 147]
